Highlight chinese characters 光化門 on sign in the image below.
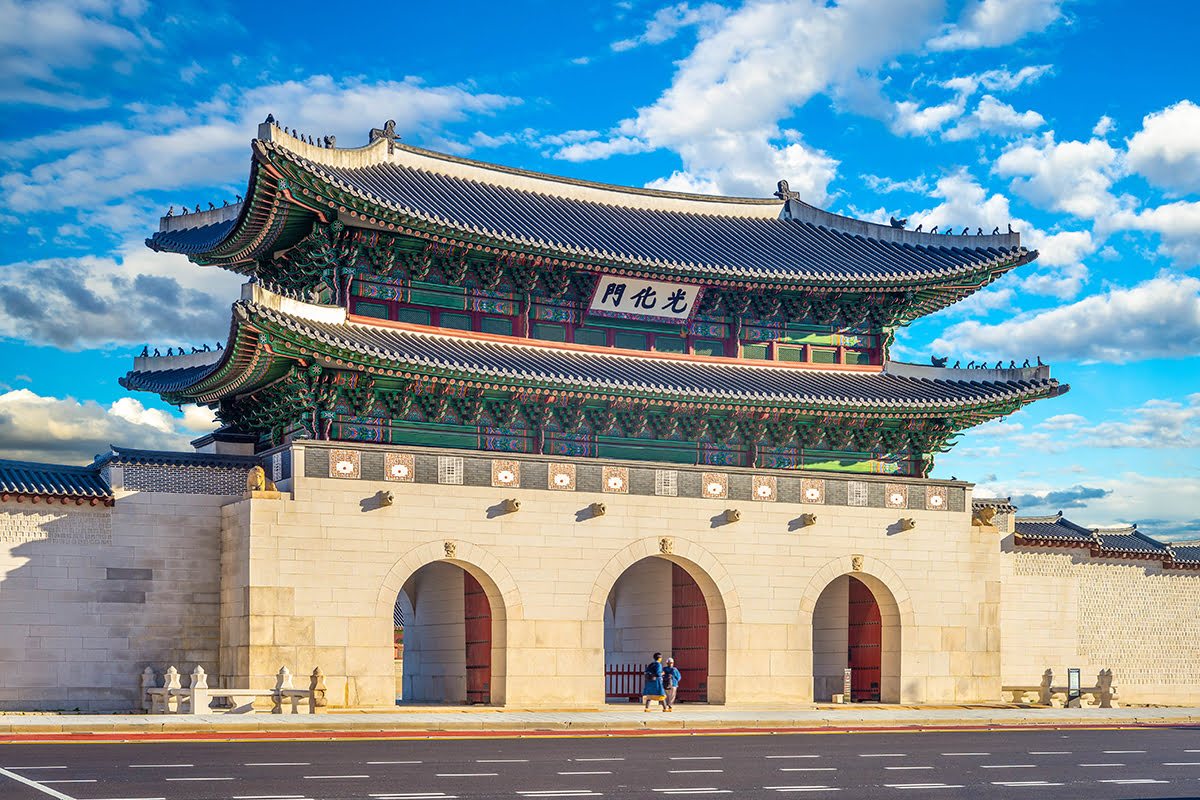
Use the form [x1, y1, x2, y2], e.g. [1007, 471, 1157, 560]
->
[587, 275, 703, 324]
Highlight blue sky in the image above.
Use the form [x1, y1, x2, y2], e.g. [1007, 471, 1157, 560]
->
[1, 0, 1197, 537]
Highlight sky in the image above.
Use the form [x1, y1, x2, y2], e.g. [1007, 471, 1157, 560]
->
[0, 0, 1197, 538]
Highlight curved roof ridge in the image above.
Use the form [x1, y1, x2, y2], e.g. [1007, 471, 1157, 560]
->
[259, 121, 783, 219]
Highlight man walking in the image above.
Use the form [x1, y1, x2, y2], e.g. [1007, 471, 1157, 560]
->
[663, 657, 682, 712]
[642, 652, 666, 712]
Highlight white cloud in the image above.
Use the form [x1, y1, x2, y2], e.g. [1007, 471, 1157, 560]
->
[994, 131, 1124, 219]
[1125, 99, 1200, 195]
[1037, 413, 1087, 431]
[611, 2, 727, 51]
[1092, 115, 1115, 137]
[1079, 394, 1200, 449]
[0, 239, 242, 349]
[861, 174, 931, 195]
[0, 0, 155, 109]
[553, 136, 654, 162]
[1109, 200, 1200, 265]
[930, 274, 1200, 363]
[927, 0, 1067, 51]
[944, 95, 1045, 140]
[549, 0, 947, 201]
[0, 389, 202, 464]
[2, 75, 519, 224]
[891, 98, 965, 136]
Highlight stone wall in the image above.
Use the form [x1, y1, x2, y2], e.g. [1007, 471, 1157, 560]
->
[0, 492, 226, 711]
[1000, 539, 1200, 704]
[218, 443, 1000, 708]
[400, 562, 467, 703]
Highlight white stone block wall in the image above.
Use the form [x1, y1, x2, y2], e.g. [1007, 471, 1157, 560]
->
[222, 469, 999, 708]
[1000, 540, 1200, 704]
[0, 493, 225, 711]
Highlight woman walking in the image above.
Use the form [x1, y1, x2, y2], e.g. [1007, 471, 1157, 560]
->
[642, 652, 666, 711]
[662, 657, 682, 711]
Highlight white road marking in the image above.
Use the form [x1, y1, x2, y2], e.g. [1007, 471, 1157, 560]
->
[990, 781, 1064, 787]
[86, 798, 166, 800]
[369, 794, 456, 799]
[779, 768, 836, 773]
[860, 754, 906, 758]
[40, 781, 97, 785]
[765, 788, 841, 794]
[165, 777, 235, 782]
[558, 771, 613, 775]
[573, 758, 624, 762]
[303, 774, 370, 779]
[766, 756, 821, 759]
[1104, 750, 1146, 754]
[1079, 763, 1124, 767]
[884, 784, 963, 790]
[436, 773, 498, 777]
[0, 769, 77, 800]
[129, 764, 193, 768]
[1163, 761, 1200, 765]
[244, 762, 311, 766]
[517, 792, 603, 798]
[1028, 751, 1070, 755]
[884, 766, 933, 770]
[478, 759, 529, 763]
[1098, 778, 1168, 784]
[368, 760, 424, 764]
[669, 769, 723, 774]
[941, 752, 989, 756]
[1187, 750, 1200, 753]
[651, 790, 731, 795]
[980, 764, 1037, 769]
[235, 795, 310, 799]
[4, 766, 68, 770]
[670, 757, 723, 761]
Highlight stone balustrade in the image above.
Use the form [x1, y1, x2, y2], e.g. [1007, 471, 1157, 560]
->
[141, 665, 327, 714]
[1003, 669, 1117, 708]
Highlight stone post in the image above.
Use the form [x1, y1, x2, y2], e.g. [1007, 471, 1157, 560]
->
[310, 667, 328, 714]
[163, 666, 181, 713]
[189, 666, 210, 715]
[139, 667, 156, 712]
[273, 666, 291, 714]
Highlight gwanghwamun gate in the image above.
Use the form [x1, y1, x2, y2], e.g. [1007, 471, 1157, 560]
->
[2, 118, 1198, 712]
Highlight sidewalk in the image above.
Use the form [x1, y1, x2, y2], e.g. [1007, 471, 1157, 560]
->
[2, 704, 1198, 738]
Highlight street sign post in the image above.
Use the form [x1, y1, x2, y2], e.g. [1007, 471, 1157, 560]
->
[843, 668, 852, 702]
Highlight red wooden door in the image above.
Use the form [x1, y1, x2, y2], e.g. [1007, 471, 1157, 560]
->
[847, 576, 881, 702]
[463, 571, 491, 704]
[671, 563, 709, 703]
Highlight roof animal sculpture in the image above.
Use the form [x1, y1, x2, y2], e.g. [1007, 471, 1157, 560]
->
[370, 119, 398, 142]
[930, 225, 938, 233]
[914, 223, 923, 232]
[773, 179, 800, 202]
[931, 356, 948, 367]
[265, 113, 275, 124]
[208, 202, 215, 210]
[324, 135, 336, 148]
[976, 228, 983, 235]
[166, 205, 173, 216]
[889, 216, 908, 229]
[992, 227, 1000, 235]
[1008, 223, 1015, 233]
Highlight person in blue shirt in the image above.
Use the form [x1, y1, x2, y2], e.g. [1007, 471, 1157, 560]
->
[662, 657, 682, 711]
[642, 652, 666, 711]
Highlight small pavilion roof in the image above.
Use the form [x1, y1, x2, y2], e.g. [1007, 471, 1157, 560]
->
[1013, 512, 1096, 545]
[1013, 512, 1197, 567]
[1093, 525, 1167, 556]
[120, 288, 1066, 415]
[0, 458, 112, 503]
[147, 123, 1035, 295]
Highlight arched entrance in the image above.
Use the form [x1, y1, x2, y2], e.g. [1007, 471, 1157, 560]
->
[811, 573, 901, 703]
[603, 556, 717, 704]
[395, 561, 496, 704]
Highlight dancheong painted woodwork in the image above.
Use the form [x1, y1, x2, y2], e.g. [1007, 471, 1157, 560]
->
[124, 117, 1069, 476]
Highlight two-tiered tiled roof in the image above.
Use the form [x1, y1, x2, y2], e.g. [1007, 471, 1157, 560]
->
[1013, 512, 1196, 568]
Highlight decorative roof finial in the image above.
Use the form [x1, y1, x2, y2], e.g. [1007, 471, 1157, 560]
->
[265, 113, 275, 124]
[370, 119, 398, 142]
[889, 215, 908, 229]
[324, 134, 336, 149]
[773, 179, 800, 202]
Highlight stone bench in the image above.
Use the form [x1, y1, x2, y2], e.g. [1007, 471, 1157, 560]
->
[142, 665, 328, 714]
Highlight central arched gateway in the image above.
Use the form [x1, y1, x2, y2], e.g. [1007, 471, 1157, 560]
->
[811, 572, 901, 702]
[600, 554, 725, 704]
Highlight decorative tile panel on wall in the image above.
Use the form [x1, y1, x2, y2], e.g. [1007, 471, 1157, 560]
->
[384, 453, 415, 482]
[654, 470, 678, 497]
[926, 485, 948, 510]
[847, 480, 868, 506]
[885, 483, 908, 509]
[491, 459, 520, 488]
[438, 456, 464, 485]
[701, 472, 728, 499]
[548, 463, 576, 491]
[0, 507, 113, 546]
[602, 466, 629, 494]
[329, 449, 360, 479]
[802, 478, 825, 504]
[752, 475, 777, 501]
[122, 464, 250, 495]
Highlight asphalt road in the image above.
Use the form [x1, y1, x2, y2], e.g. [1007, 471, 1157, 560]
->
[2, 727, 1200, 799]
